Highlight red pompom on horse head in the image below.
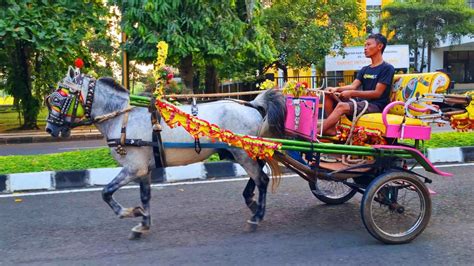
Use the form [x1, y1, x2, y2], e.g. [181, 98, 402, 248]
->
[74, 58, 84, 69]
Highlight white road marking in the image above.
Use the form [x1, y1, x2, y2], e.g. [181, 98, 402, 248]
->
[1, 162, 473, 198]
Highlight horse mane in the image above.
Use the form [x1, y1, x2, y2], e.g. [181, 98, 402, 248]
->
[251, 89, 286, 137]
[97, 77, 129, 94]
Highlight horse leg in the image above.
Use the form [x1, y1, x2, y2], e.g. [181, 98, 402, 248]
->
[231, 150, 269, 232]
[246, 172, 270, 232]
[129, 175, 152, 240]
[101, 167, 145, 218]
[243, 178, 258, 215]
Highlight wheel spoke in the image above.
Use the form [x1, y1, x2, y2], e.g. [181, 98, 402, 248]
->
[369, 179, 426, 237]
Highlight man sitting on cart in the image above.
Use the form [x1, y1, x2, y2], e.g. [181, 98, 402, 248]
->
[323, 33, 395, 136]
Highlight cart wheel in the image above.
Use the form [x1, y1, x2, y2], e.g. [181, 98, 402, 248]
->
[308, 179, 357, 205]
[360, 171, 431, 244]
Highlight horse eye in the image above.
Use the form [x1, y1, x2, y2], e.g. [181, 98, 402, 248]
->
[53, 97, 60, 103]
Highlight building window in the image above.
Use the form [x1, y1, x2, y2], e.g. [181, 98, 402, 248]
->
[366, 5, 382, 33]
[468, 0, 474, 8]
[444, 51, 474, 83]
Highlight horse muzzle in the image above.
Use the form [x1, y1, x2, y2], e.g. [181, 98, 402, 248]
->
[45, 123, 71, 138]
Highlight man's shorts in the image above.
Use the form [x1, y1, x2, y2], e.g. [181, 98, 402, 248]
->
[346, 100, 382, 115]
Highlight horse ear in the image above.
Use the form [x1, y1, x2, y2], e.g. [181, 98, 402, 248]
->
[67, 66, 75, 81]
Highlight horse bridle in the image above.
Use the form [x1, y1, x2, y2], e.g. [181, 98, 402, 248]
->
[46, 77, 96, 129]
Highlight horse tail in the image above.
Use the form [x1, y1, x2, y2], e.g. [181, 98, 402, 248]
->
[250, 89, 286, 138]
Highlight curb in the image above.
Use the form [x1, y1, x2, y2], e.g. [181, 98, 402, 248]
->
[0, 161, 251, 194]
[0, 132, 103, 144]
[1, 147, 472, 194]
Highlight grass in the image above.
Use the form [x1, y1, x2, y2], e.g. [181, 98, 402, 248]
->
[400, 131, 474, 149]
[0, 106, 49, 132]
[0, 148, 118, 175]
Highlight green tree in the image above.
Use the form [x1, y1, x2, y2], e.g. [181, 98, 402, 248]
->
[118, 0, 276, 93]
[0, 0, 111, 129]
[381, 0, 474, 72]
[262, 0, 362, 79]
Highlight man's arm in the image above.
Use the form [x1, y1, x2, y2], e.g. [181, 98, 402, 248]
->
[326, 79, 361, 93]
[340, 82, 387, 100]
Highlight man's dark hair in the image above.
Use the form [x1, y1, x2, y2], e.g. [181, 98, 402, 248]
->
[367, 33, 388, 54]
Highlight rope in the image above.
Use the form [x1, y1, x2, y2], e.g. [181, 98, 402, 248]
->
[165, 90, 262, 99]
[93, 106, 135, 124]
[341, 99, 369, 166]
[165, 87, 330, 100]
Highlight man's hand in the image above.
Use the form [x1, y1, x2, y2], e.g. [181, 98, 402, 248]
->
[325, 87, 339, 94]
[340, 90, 353, 100]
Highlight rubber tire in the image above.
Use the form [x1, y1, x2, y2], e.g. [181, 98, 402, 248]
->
[308, 179, 357, 205]
[361, 171, 432, 244]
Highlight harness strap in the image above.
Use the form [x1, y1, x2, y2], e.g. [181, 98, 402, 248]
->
[148, 97, 166, 168]
[107, 138, 161, 147]
[120, 106, 131, 146]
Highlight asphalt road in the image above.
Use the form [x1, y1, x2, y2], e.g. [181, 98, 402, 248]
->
[1, 164, 473, 265]
[0, 139, 107, 156]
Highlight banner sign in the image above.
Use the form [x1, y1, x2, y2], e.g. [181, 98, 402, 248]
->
[325, 45, 409, 71]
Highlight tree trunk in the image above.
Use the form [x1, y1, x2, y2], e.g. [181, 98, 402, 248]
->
[427, 42, 432, 72]
[420, 40, 426, 73]
[179, 54, 194, 92]
[204, 64, 218, 94]
[13, 41, 39, 129]
[413, 45, 418, 72]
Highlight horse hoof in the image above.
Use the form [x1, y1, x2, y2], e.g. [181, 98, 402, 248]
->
[128, 231, 142, 240]
[248, 201, 258, 215]
[245, 220, 258, 233]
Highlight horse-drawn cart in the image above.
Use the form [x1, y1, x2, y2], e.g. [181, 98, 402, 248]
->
[45, 53, 473, 242]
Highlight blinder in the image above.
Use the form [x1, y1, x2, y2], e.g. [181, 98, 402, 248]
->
[46, 78, 96, 129]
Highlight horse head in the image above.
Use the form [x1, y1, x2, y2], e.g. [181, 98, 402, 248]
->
[45, 67, 95, 137]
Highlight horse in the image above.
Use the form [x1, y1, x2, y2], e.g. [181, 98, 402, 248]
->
[45, 67, 286, 239]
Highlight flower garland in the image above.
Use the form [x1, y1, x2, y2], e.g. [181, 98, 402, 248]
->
[450, 91, 474, 131]
[338, 124, 387, 146]
[153, 41, 173, 98]
[155, 99, 282, 159]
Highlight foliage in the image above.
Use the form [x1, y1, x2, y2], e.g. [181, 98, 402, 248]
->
[0, 0, 112, 129]
[262, 0, 362, 70]
[381, 0, 474, 71]
[115, 0, 276, 91]
[0, 148, 118, 175]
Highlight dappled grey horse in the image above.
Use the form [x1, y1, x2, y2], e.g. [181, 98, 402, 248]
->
[45, 67, 285, 239]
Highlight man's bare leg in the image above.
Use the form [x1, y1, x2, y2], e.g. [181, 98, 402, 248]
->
[323, 94, 338, 116]
[322, 102, 350, 136]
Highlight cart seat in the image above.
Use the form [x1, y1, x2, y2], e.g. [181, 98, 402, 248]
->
[338, 72, 450, 141]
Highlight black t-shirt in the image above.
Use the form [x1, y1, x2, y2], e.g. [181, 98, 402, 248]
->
[355, 61, 395, 109]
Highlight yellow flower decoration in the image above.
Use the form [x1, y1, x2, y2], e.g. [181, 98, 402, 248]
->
[154, 41, 169, 98]
[282, 80, 308, 98]
[258, 79, 275, 90]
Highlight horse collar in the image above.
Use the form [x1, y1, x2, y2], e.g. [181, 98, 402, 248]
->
[84, 79, 96, 119]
